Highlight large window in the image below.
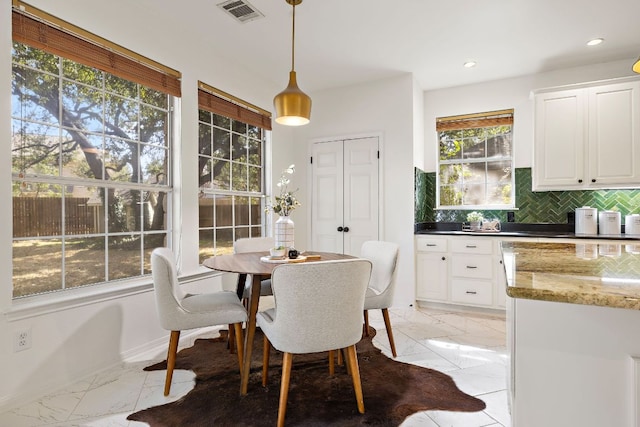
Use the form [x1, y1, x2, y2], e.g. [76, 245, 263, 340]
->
[11, 9, 180, 298]
[197, 86, 271, 262]
[437, 109, 514, 208]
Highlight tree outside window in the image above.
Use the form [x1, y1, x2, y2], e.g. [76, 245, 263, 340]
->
[437, 110, 514, 208]
[197, 92, 268, 262]
[11, 42, 172, 298]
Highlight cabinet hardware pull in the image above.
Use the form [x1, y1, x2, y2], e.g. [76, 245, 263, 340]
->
[441, 256, 446, 261]
[591, 179, 596, 183]
[466, 265, 478, 269]
[337, 226, 343, 232]
[466, 245, 477, 248]
[343, 226, 349, 232]
[426, 243, 437, 247]
[578, 179, 583, 183]
[465, 291, 477, 295]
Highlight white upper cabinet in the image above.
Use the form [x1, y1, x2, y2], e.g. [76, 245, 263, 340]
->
[533, 78, 640, 191]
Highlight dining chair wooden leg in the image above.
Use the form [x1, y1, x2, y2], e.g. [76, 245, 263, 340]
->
[164, 330, 180, 396]
[277, 352, 293, 427]
[328, 350, 335, 375]
[262, 334, 271, 387]
[233, 323, 244, 375]
[341, 348, 351, 375]
[363, 310, 370, 336]
[228, 323, 236, 353]
[345, 344, 365, 414]
[381, 308, 397, 358]
[337, 347, 344, 366]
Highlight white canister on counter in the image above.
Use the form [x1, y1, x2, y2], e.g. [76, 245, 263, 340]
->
[625, 214, 640, 235]
[575, 206, 598, 235]
[598, 211, 621, 235]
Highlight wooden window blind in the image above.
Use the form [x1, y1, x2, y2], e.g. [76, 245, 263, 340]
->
[436, 109, 514, 132]
[12, 6, 181, 97]
[198, 85, 272, 130]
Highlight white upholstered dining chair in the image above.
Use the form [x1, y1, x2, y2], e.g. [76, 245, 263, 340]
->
[257, 259, 372, 427]
[361, 240, 400, 357]
[151, 247, 247, 396]
[227, 237, 275, 352]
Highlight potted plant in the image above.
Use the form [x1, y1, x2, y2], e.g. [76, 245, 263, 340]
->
[466, 211, 484, 231]
[266, 164, 301, 249]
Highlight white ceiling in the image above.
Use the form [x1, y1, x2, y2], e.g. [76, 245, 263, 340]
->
[26, 0, 640, 92]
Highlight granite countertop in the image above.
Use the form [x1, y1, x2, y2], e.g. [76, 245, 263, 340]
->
[501, 241, 640, 310]
[415, 222, 640, 240]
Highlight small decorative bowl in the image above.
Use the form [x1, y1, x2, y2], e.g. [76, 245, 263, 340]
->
[270, 247, 286, 258]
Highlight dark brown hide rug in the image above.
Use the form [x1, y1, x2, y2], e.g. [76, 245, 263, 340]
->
[128, 328, 486, 426]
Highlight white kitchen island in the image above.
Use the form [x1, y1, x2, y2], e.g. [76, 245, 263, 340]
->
[502, 241, 640, 427]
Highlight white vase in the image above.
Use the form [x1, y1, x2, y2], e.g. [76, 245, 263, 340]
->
[275, 215, 295, 249]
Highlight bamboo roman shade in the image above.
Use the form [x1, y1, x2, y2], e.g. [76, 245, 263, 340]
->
[436, 109, 514, 132]
[11, 7, 181, 97]
[198, 85, 272, 130]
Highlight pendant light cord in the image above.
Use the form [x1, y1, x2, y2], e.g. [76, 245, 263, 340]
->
[291, 2, 296, 72]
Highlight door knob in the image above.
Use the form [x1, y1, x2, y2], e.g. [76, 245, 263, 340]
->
[343, 227, 350, 232]
[337, 226, 343, 232]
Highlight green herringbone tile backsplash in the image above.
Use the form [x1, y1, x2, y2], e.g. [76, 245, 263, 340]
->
[414, 167, 640, 224]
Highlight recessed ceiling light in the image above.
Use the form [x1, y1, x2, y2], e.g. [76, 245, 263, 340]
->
[463, 61, 477, 68]
[587, 38, 604, 46]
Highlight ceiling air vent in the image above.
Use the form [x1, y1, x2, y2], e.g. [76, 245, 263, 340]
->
[217, 0, 264, 23]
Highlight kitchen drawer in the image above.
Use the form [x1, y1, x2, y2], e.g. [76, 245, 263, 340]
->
[451, 238, 493, 255]
[416, 237, 447, 253]
[451, 279, 493, 306]
[451, 254, 493, 279]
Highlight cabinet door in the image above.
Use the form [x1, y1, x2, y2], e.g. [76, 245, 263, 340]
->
[588, 81, 640, 186]
[416, 252, 448, 301]
[496, 258, 507, 308]
[533, 89, 586, 190]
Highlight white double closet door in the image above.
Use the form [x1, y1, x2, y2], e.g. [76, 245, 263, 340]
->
[310, 136, 379, 257]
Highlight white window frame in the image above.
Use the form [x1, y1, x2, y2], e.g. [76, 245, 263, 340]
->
[436, 110, 515, 210]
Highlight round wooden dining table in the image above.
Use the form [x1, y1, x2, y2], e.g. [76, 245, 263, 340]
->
[203, 251, 355, 395]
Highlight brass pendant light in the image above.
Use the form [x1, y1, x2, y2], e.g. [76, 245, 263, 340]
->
[634, 57, 640, 74]
[274, 0, 311, 126]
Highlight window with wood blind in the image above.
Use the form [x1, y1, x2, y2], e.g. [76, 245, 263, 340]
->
[11, 5, 180, 298]
[197, 83, 271, 262]
[437, 109, 514, 208]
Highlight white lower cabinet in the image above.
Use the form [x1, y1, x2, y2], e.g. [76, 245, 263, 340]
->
[415, 238, 448, 301]
[415, 235, 509, 310]
[451, 279, 493, 306]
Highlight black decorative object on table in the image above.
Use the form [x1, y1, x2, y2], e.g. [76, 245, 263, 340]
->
[288, 249, 298, 259]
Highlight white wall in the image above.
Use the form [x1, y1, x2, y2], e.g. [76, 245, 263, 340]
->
[0, 0, 295, 409]
[423, 59, 638, 172]
[413, 76, 426, 171]
[290, 74, 418, 308]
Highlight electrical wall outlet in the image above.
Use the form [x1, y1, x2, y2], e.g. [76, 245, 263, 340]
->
[14, 328, 32, 352]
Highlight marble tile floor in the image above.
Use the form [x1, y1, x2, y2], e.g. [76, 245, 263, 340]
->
[0, 305, 510, 427]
